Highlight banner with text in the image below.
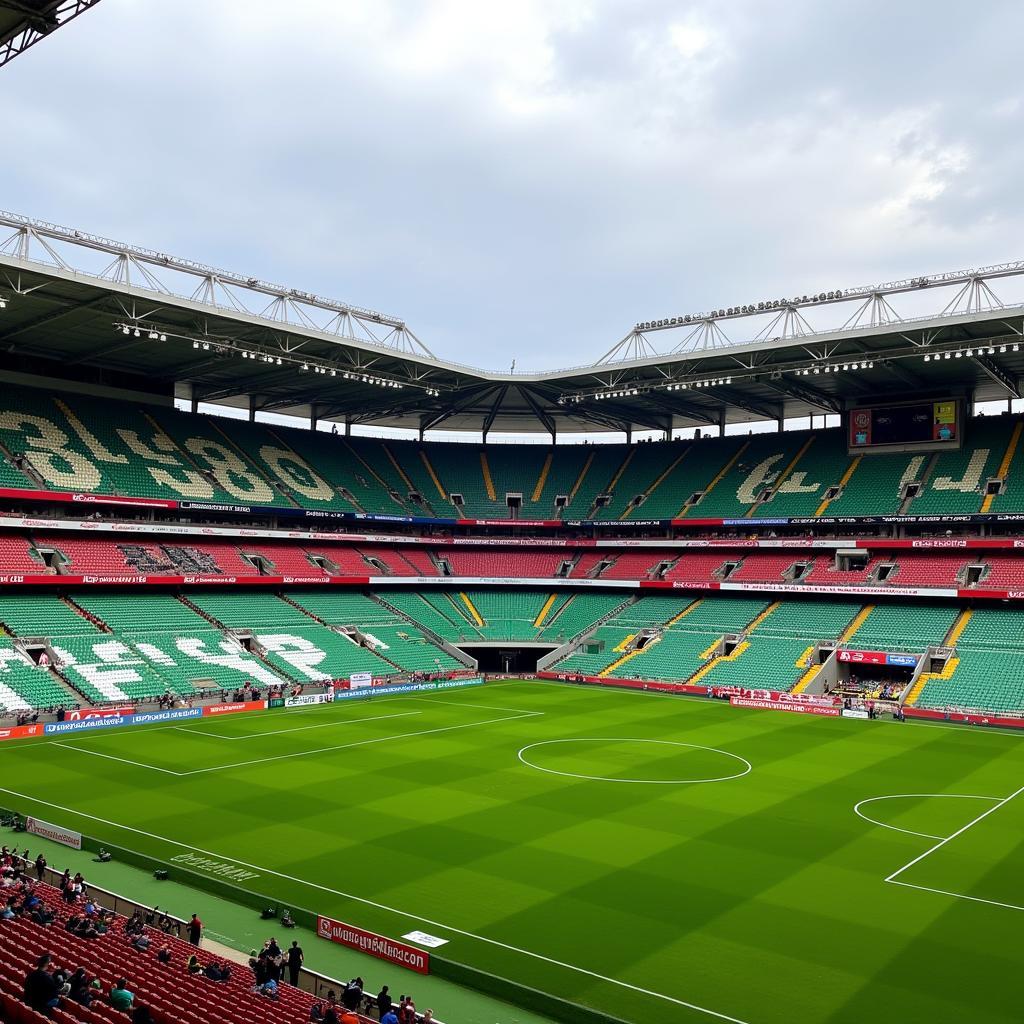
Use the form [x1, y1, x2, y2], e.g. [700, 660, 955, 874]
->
[317, 915, 429, 974]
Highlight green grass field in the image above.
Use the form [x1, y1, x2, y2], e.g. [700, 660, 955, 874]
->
[2, 680, 1022, 1024]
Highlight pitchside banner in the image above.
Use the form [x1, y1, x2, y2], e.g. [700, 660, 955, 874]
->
[730, 696, 841, 716]
[283, 693, 334, 708]
[317, 915, 430, 974]
[26, 816, 82, 850]
[43, 706, 203, 735]
[334, 678, 484, 701]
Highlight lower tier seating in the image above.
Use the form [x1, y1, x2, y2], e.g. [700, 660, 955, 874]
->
[0, 882, 324, 1024]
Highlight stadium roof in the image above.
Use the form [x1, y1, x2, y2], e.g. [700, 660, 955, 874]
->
[0, 1, 101, 68]
[1, 211, 1023, 437]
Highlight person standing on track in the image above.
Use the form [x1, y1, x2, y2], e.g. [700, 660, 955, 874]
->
[187, 913, 203, 946]
[287, 940, 303, 987]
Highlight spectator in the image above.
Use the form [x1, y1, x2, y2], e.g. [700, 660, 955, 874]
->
[110, 977, 134, 1011]
[186, 955, 202, 975]
[23, 954, 60, 1014]
[257, 978, 279, 1000]
[157, 946, 172, 964]
[204, 962, 226, 981]
[376, 984, 393, 1019]
[68, 969, 93, 1007]
[287, 939, 304, 986]
[187, 913, 203, 945]
[342, 977, 363, 1011]
[381, 1006, 399, 1024]
[399, 994, 416, 1024]
[422, 1010, 435, 1024]
[34, 853, 46, 881]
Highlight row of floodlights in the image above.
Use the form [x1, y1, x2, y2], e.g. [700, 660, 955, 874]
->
[121, 325, 168, 341]
[923, 344, 1019, 360]
[117, 321, 433, 391]
[636, 293, 846, 329]
[593, 388, 641, 400]
[666, 377, 732, 390]
[794, 361, 873, 375]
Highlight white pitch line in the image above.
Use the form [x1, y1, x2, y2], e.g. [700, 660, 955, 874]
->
[885, 783, 1024, 884]
[884, 880, 1024, 913]
[177, 709, 421, 741]
[853, 793, 1001, 841]
[51, 742, 180, 775]
[0, 785, 753, 1024]
[180, 711, 541, 776]
[407, 696, 544, 716]
[888, 879, 1024, 913]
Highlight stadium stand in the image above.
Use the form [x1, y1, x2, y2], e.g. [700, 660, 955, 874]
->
[1, 385, 1024, 527]
[844, 604, 960, 652]
[0, 881, 328, 1024]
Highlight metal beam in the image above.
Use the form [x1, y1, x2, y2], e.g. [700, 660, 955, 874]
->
[419, 384, 499, 433]
[974, 355, 1021, 399]
[518, 387, 557, 437]
[481, 385, 509, 441]
[1, 0, 103, 69]
[761, 376, 842, 413]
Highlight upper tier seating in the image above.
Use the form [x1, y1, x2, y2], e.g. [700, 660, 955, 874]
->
[906, 417, 1011, 515]
[1, 382, 1023, 519]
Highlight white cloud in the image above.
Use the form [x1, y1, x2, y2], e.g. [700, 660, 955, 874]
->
[2, 0, 1023, 369]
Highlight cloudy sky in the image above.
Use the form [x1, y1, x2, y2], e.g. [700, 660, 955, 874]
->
[4, 0, 1024, 372]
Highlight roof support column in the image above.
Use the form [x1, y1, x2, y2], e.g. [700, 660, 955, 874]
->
[310, 403, 319, 432]
[625, 425, 633, 444]
[248, 395, 257, 423]
[718, 406, 727, 437]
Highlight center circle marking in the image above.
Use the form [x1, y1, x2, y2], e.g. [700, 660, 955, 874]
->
[517, 737, 752, 785]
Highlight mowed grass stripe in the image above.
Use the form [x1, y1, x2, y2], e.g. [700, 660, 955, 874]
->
[1, 682, 1023, 1024]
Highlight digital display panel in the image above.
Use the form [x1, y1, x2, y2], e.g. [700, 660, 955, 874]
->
[849, 400, 959, 450]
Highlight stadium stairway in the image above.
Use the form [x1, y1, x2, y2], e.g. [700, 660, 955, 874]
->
[905, 655, 961, 706]
[618, 449, 689, 520]
[983, 420, 1024, 512]
[746, 434, 815, 517]
[814, 456, 861, 516]
[678, 439, 750, 517]
[838, 604, 874, 644]
[533, 593, 559, 627]
[790, 647, 822, 694]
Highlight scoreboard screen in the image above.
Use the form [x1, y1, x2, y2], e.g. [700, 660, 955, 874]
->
[849, 400, 959, 451]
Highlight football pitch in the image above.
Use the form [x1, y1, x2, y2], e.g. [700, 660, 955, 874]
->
[2, 680, 1022, 1024]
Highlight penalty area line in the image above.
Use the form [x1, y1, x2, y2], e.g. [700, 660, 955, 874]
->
[174, 709, 421, 741]
[0, 785, 753, 1024]
[885, 782, 1024, 886]
[181, 710, 542, 776]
